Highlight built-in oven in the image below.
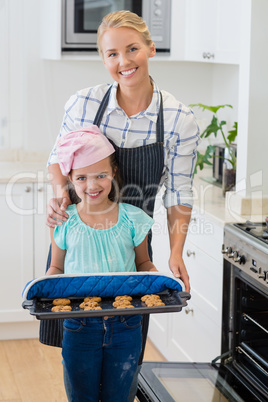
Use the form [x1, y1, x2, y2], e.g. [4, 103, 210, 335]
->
[62, 0, 171, 53]
[137, 220, 268, 401]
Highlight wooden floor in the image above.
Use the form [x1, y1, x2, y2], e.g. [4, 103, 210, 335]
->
[0, 337, 166, 401]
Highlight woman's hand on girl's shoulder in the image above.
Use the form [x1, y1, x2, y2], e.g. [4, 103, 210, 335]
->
[46, 197, 71, 228]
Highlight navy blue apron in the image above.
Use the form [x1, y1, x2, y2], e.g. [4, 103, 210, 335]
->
[40, 85, 164, 365]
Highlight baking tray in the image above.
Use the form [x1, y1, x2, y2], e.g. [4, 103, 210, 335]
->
[22, 289, 191, 320]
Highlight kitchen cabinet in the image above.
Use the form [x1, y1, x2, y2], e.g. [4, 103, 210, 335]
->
[173, 0, 241, 64]
[149, 203, 223, 362]
[40, 0, 241, 64]
[0, 181, 52, 325]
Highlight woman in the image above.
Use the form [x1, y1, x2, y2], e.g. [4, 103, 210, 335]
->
[42, 10, 199, 401]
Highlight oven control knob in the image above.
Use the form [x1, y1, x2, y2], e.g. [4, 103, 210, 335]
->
[227, 247, 234, 258]
[221, 244, 228, 254]
[258, 270, 267, 280]
[233, 252, 246, 264]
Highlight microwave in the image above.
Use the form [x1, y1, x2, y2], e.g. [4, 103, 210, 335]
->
[62, 0, 171, 53]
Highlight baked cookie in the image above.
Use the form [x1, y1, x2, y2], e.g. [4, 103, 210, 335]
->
[84, 306, 102, 311]
[141, 294, 160, 302]
[116, 304, 134, 309]
[52, 298, 71, 306]
[51, 305, 72, 312]
[145, 301, 165, 307]
[112, 300, 131, 308]
[84, 296, 102, 303]
[79, 301, 98, 309]
[115, 295, 133, 301]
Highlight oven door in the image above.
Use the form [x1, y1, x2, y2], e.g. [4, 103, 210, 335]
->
[63, 0, 142, 50]
[137, 361, 266, 402]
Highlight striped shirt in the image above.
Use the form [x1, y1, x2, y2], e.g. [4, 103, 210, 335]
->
[48, 80, 200, 209]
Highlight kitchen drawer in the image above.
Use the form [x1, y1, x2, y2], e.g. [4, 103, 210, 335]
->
[167, 299, 221, 362]
[187, 214, 223, 263]
[183, 239, 223, 326]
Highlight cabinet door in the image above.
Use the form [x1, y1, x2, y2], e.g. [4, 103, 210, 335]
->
[33, 182, 53, 278]
[167, 241, 222, 362]
[0, 183, 34, 322]
[168, 299, 221, 362]
[185, 0, 241, 64]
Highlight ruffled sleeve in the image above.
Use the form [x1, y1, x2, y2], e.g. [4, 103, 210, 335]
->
[121, 204, 154, 247]
[53, 205, 74, 249]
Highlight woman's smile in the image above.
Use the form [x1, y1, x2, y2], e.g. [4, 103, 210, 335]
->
[120, 67, 137, 77]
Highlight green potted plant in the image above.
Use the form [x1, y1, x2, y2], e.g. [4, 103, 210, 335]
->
[190, 103, 238, 194]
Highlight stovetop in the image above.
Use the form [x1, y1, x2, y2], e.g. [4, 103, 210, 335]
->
[234, 220, 268, 244]
[223, 220, 268, 290]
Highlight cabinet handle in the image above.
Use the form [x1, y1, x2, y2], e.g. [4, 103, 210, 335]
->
[25, 186, 31, 193]
[186, 249, 195, 257]
[202, 52, 215, 60]
[38, 186, 43, 192]
[185, 307, 194, 315]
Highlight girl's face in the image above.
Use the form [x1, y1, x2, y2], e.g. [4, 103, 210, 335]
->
[100, 27, 155, 90]
[69, 157, 115, 211]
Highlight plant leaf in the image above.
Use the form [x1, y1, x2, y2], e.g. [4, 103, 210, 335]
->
[201, 115, 220, 138]
[189, 103, 233, 114]
[227, 121, 238, 143]
[193, 146, 215, 176]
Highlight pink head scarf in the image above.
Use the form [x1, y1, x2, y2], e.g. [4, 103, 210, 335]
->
[56, 126, 115, 176]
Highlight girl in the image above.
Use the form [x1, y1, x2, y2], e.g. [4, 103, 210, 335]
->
[47, 125, 157, 402]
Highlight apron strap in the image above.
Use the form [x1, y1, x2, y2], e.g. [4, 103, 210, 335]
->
[93, 85, 112, 127]
[157, 91, 164, 143]
[93, 85, 164, 143]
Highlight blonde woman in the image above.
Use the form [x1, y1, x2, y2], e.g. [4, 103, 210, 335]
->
[42, 10, 199, 401]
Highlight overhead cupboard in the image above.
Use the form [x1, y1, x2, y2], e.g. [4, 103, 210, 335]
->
[172, 0, 241, 64]
[40, 0, 241, 64]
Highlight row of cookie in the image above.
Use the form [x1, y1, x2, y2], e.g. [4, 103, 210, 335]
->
[51, 294, 165, 312]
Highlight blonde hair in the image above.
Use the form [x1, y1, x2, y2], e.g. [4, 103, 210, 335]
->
[97, 10, 154, 55]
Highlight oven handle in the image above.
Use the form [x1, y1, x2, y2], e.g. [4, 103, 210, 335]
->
[243, 313, 268, 334]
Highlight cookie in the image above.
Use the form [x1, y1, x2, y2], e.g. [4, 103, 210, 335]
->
[115, 304, 134, 309]
[84, 296, 102, 303]
[51, 305, 72, 312]
[84, 306, 102, 311]
[145, 301, 165, 307]
[52, 298, 71, 306]
[113, 300, 131, 307]
[115, 295, 133, 301]
[79, 301, 98, 309]
[141, 294, 160, 302]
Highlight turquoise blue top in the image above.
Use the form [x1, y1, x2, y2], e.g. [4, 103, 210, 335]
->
[54, 203, 154, 274]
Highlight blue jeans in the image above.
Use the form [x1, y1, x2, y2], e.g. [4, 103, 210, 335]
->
[62, 315, 142, 402]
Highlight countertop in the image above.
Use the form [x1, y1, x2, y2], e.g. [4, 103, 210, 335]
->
[192, 168, 265, 226]
[0, 161, 49, 183]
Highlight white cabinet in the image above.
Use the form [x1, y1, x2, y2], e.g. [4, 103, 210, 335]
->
[0, 181, 52, 324]
[0, 182, 34, 322]
[172, 0, 241, 64]
[149, 206, 224, 362]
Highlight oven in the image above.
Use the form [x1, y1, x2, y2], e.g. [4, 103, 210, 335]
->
[62, 0, 171, 53]
[137, 220, 268, 401]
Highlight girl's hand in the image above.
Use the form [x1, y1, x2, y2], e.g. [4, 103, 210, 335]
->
[169, 254, 190, 293]
[46, 197, 71, 228]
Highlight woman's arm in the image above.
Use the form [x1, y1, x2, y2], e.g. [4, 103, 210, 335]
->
[167, 204, 192, 292]
[46, 228, 66, 275]
[135, 236, 158, 272]
[47, 164, 71, 228]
